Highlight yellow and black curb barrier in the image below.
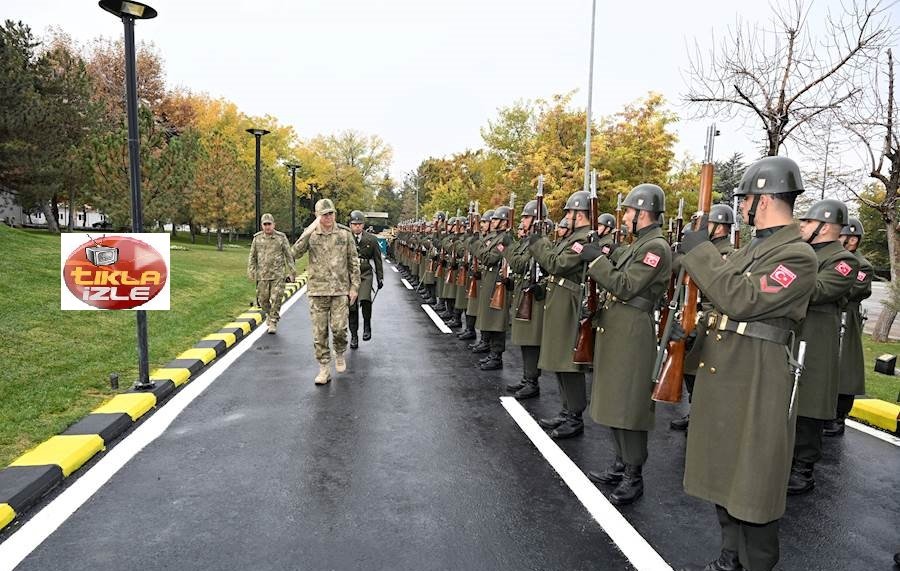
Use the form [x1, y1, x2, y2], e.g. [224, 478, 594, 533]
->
[0, 274, 308, 534]
[849, 399, 900, 433]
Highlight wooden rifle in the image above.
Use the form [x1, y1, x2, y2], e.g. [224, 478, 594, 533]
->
[573, 170, 599, 364]
[457, 202, 474, 287]
[653, 124, 718, 403]
[490, 194, 516, 310]
[614, 193, 623, 245]
[467, 201, 481, 299]
[658, 198, 684, 340]
[515, 175, 545, 321]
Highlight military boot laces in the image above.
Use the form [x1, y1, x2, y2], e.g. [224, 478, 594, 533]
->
[587, 458, 626, 485]
[609, 464, 644, 505]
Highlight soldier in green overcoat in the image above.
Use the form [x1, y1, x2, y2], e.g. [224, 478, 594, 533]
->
[527, 190, 593, 439]
[506, 199, 550, 398]
[474, 207, 514, 370]
[467, 211, 494, 351]
[788, 199, 857, 495]
[347, 210, 384, 349]
[580, 185, 671, 506]
[826, 218, 874, 436]
[676, 157, 817, 571]
[458, 214, 482, 341]
[452, 218, 471, 331]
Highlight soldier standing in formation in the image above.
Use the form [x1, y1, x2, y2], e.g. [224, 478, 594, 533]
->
[670, 203, 736, 432]
[580, 184, 672, 505]
[827, 218, 874, 436]
[527, 191, 592, 439]
[348, 210, 384, 349]
[788, 199, 858, 495]
[474, 207, 514, 370]
[292, 198, 361, 385]
[247, 213, 295, 334]
[466, 210, 494, 352]
[677, 157, 817, 571]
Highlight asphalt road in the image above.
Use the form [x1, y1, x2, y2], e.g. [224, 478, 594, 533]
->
[5, 263, 899, 570]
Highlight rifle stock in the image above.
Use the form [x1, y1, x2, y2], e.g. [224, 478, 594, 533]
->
[515, 175, 544, 321]
[573, 170, 599, 365]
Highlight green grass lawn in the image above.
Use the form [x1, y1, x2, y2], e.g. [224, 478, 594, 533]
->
[0, 225, 304, 467]
[861, 335, 900, 403]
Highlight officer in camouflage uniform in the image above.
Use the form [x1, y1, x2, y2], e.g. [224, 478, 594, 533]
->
[527, 191, 593, 439]
[580, 185, 671, 506]
[671, 203, 736, 431]
[676, 157, 817, 571]
[826, 218, 873, 436]
[248, 213, 295, 334]
[474, 206, 514, 370]
[348, 210, 384, 349]
[506, 199, 549, 397]
[292, 199, 361, 385]
[788, 199, 857, 495]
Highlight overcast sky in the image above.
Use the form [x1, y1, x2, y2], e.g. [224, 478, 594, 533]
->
[6, 0, 899, 183]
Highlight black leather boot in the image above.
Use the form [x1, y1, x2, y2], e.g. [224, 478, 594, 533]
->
[538, 411, 567, 429]
[447, 311, 462, 328]
[678, 549, 743, 571]
[506, 378, 526, 392]
[479, 352, 503, 370]
[362, 322, 372, 341]
[587, 457, 625, 485]
[610, 464, 644, 505]
[514, 379, 540, 400]
[670, 413, 690, 431]
[470, 341, 490, 354]
[787, 461, 815, 495]
[457, 329, 476, 340]
[350, 333, 359, 349]
[823, 418, 845, 437]
[549, 413, 584, 439]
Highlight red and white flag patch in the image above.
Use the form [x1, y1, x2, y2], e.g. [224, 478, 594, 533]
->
[571, 242, 584, 254]
[835, 261, 852, 276]
[642, 252, 661, 268]
[769, 264, 797, 288]
[857, 271, 867, 282]
[497, 243, 505, 252]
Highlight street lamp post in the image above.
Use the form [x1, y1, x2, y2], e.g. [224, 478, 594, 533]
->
[286, 163, 301, 241]
[246, 128, 270, 232]
[98, 0, 157, 391]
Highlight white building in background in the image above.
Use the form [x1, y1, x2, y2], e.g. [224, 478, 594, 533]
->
[20, 204, 108, 229]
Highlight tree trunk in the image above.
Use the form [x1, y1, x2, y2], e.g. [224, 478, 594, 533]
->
[42, 200, 60, 234]
[216, 228, 223, 251]
[189, 221, 196, 244]
[872, 308, 897, 342]
[206, 227, 210, 244]
[67, 189, 75, 231]
[872, 219, 900, 341]
[171, 223, 177, 239]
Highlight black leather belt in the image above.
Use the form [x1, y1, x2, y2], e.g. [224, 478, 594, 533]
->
[708, 314, 792, 345]
[808, 303, 839, 314]
[609, 295, 655, 313]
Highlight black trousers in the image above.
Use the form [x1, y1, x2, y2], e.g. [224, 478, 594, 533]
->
[794, 416, 824, 465]
[684, 373, 696, 403]
[483, 330, 506, 354]
[520, 345, 541, 381]
[348, 300, 372, 335]
[465, 314, 476, 332]
[717, 505, 780, 571]
[610, 428, 648, 466]
[836, 394, 855, 419]
[556, 371, 586, 415]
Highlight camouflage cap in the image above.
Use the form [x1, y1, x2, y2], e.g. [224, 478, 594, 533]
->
[315, 198, 336, 215]
[260, 213, 274, 224]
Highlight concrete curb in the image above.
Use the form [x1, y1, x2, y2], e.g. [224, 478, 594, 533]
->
[849, 398, 900, 433]
[0, 274, 309, 534]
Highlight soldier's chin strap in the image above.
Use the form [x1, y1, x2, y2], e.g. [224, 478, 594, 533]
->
[631, 212, 639, 236]
[746, 195, 761, 226]
[805, 221, 825, 244]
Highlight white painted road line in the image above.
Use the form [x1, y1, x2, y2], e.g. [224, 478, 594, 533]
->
[0, 288, 308, 571]
[847, 419, 900, 447]
[500, 397, 673, 571]
[401, 278, 413, 290]
[391, 266, 399, 273]
[421, 304, 452, 334]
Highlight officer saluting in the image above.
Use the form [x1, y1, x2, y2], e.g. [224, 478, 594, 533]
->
[580, 184, 672, 506]
[788, 199, 857, 495]
[248, 213, 295, 334]
[348, 210, 384, 349]
[676, 157, 817, 571]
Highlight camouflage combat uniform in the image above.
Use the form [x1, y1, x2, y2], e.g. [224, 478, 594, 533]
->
[248, 227, 295, 327]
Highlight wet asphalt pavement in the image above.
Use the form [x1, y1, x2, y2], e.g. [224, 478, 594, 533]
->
[7, 262, 900, 570]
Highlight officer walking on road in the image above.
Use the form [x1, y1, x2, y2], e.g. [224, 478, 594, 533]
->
[580, 184, 672, 506]
[348, 210, 384, 349]
[248, 213, 295, 334]
[676, 156, 817, 571]
[292, 199, 361, 385]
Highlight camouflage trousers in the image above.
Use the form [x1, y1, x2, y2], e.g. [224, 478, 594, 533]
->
[257, 278, 286, 324]
[308, 295, 349, 364]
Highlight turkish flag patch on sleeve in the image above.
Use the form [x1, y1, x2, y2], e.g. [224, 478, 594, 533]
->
[642, 252, 661, 268]
[769, 264, 797, 288]
[835, 261, 852, 276]
[571, 242, 584, 254]
[857, 270, 867, 282]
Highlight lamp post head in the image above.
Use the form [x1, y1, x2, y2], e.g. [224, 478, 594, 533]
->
[246, 128, 271, 137]
[99, 0, 157, 19]
[285, 163, 301, 171]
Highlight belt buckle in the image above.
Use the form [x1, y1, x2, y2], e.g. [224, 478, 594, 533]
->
[717, 314, 729, 331]
[558, 277, 565, 286]
[736, 321, 747, 335]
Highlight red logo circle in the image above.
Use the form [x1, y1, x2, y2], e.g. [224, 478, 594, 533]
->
[63, 236, 168, 310]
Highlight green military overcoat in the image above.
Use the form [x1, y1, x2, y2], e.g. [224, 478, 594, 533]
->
[588, 226, 671, 431]
[839, 252, 874, 395]
[680, 224, 817, 524]
[354, 230, 384, 302]
[797, 241, 857, 419]
[466, 234, 484, 317]
[454, 235, 470, 308]
[529, 225, 591, 373]
[439, 234, 457, 300]
[476, 231, 513, 332]
[507, 237, 546, 347]
[683, 236, 735, 374]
